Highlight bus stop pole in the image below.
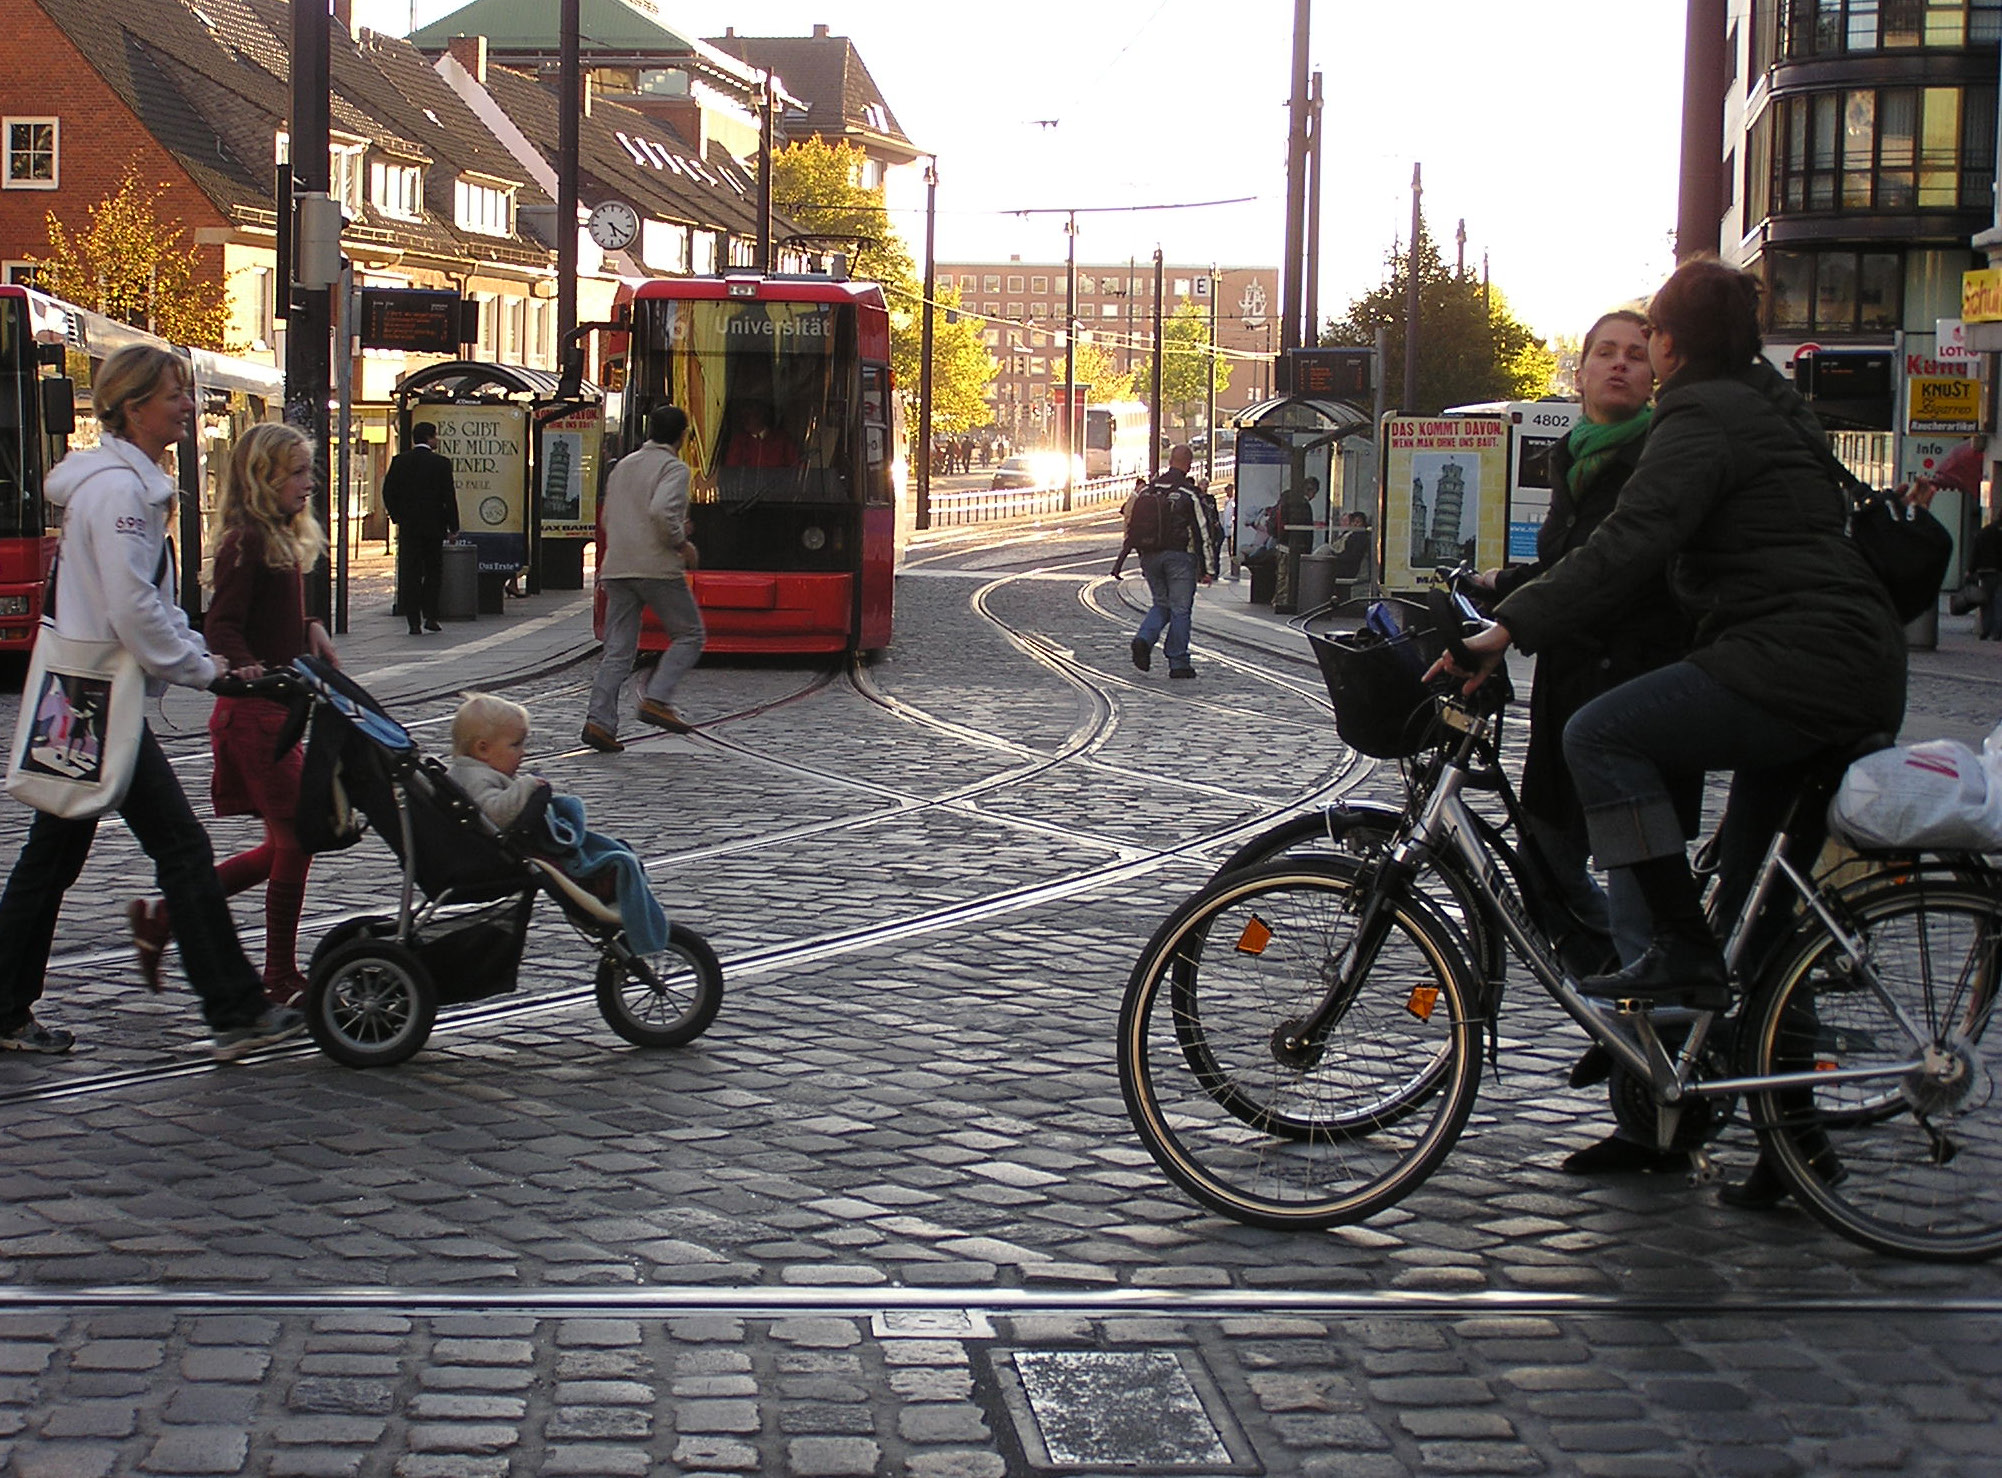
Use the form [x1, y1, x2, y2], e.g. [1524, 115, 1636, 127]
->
[335, 259, 353, 636]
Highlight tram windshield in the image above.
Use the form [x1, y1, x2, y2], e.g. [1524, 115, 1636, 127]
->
[633, 297, 856, 506]
[0, 297, 35, 538]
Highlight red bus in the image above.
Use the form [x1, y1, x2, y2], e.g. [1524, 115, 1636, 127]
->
[599, 274, 897, 656]
[0, 283, 283, 650]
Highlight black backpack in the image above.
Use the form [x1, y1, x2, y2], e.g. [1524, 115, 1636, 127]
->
[1126, 482, 1189, 554]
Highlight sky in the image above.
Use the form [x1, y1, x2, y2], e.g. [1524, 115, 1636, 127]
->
[349, 0, 1690, 344]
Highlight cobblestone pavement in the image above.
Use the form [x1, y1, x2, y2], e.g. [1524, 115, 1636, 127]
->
[0, 521, 1997, 1477]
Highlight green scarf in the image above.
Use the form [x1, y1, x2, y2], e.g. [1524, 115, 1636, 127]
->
[1566, 408, 1651, 496]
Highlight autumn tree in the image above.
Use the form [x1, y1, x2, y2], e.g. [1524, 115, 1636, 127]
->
[1324, 216, 1555, 414]
[36, 168, 234, 350]
[926, 282, 996, 433]
[1156, 300, 1233, 434]
[1070, 338, 1133, 403]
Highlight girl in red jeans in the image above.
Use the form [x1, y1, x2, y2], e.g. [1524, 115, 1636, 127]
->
[129, 423, 338, 1005]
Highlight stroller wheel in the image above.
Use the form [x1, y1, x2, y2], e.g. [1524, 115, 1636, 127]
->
[595, 924, 723, 1048]
[308, 940, 438, 1068]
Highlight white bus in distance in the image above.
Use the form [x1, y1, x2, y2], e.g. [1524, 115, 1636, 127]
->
[1085, 401, 1151, 479]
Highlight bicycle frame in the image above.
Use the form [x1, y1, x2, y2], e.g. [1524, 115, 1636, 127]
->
[1294, 700, 1939, 1134]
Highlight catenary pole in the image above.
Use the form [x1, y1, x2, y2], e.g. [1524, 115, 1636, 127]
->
[917, 158, 937, 530]
[288, 0, 333, 624]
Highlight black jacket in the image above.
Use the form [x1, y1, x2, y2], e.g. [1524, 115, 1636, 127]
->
[1499, 360, 1905, 742]
[382, 445, 461, 543]
[1491, 430, 1692, 830]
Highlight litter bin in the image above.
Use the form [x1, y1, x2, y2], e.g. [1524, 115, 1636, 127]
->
[1246, 549, 1277, 605]
[1273, 548, 1304, 615]
[1295, 550, 1339, 613]
[438, 540, 479, 621]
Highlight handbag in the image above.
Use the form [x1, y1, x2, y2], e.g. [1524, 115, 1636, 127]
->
[4, 553, 146, 819]
[1790, 422, 1954, 623]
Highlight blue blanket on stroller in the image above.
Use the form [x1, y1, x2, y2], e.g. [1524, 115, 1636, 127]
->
[538, 795, 668, 954]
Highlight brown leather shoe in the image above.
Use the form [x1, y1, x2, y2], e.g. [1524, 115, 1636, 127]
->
[638, 698, 694, 733]
[579, 721, 625, 754]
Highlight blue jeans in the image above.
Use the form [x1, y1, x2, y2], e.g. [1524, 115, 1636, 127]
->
[1134, 550, 1198, 669]
[0, 725, 266, 1031]
[1564, 661, 1825, 871]
[588, 576, 707, 729]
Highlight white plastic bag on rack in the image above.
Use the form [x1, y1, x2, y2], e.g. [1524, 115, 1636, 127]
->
[1828, 729, 2002, 851]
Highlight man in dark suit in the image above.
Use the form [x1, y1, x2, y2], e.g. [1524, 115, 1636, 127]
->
[381, 421, 460, 634]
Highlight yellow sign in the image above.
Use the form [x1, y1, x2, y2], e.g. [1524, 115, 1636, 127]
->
[1381, 416, 1510, 589]
[1908, 375, 1982, 434]
[1965, 268, 2002, 324]
[429, 404, 529, 572]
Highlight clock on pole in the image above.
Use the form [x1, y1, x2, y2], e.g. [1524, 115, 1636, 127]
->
[587, 200, 639, 251]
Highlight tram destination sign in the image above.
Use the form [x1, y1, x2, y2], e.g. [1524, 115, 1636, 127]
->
[359, 288, 473, 355]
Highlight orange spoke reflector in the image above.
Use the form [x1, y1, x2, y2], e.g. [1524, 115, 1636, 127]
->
[1815, 1059, 1840, 1072]
[1405, 986, 1440, 1021]
[1235, 915, 1273, 955]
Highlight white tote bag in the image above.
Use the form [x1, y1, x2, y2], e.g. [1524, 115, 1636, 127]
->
[5, 624, 145, 820]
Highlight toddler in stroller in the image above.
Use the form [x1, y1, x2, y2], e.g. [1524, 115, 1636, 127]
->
[281, 657, 722, 1067]
[446, 693, 668, 952]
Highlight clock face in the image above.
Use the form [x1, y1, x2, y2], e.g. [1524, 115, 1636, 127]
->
[588, 201, 638, 250]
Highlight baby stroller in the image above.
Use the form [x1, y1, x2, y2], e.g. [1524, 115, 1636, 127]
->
[259, 656, 722, 1068]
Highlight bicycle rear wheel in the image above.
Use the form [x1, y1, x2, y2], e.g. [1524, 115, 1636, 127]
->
[1744, 880, 2002, 1261]
[1118, 861, 1482, 1230]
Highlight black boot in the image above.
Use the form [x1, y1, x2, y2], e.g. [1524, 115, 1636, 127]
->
[1580, 934, 1730, 1010]
[1580, 854, 1729, 1011]
[1719, 1134, 1846, 1210]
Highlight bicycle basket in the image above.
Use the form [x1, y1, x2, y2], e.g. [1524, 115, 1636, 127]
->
[1307, 598, 1449, 759]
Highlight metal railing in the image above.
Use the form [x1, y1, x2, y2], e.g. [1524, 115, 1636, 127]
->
[923, 457, 1237, 529]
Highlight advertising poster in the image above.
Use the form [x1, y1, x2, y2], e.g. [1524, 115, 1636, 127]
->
[1506, 402, 1580, 560]
[1380, 416, 1509, 590]
[539, 405, 603, 538]
[429, 404, 529, 574]
[1233, 433, 1289, 556]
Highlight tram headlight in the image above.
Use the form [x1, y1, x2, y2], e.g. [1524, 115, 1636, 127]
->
[800, 525, 827, 552]
[0, 596, 28, 616]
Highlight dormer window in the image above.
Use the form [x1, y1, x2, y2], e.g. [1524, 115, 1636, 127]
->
[371, 160, 422, 219]
[331, 142, 364, 216]
[455, 176, 515, 237]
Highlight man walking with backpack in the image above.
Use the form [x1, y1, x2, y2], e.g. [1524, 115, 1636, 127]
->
[1111, 443, 1220, 679]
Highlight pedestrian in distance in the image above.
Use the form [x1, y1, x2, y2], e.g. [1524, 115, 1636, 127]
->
[1970, 503, 2002, 640]
[1220, 482, 1239, 580]
[126, 423, 338, 1010]
[1112, 444, 1220, 679]
[582, 403, 706, 752]
[381, 420, 460, 635]
[0, 344, 306, 1060]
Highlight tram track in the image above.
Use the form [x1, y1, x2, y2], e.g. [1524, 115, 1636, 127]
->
[1, 1280, 1996, 1321]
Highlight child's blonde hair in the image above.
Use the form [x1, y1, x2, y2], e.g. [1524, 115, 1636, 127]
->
[217, 421, 329, 571]
[451, 693, 530, 757]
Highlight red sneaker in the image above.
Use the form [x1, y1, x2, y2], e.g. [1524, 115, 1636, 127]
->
[263, 973, 308, 1009]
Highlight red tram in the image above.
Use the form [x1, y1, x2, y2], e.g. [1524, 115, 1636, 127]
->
[597, 274, 898, 656]
[0, 284, 284, 651]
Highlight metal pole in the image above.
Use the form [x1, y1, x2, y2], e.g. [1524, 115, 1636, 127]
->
[917, 158, 937, 531]
[335, 258, 353, 635]
[1279, 0, 1311, 384]
[1676, 0, 1729, 260]
[1206, 262, 1218, 482]
[757, 73, 774, 271]
[558, 0, 578, 347]
[288, 0, 333, 624]
[1063, 210, 1076, 510]
[1150, 248, 1164, 478]
[1403, 162, 1422, 412]
[1305, 70, 1322, 349]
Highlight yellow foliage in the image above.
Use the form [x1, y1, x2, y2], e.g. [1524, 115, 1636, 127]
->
[35, 168, 236, 351]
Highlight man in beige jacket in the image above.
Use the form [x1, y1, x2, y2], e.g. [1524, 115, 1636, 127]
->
[581, 404, 706, 752]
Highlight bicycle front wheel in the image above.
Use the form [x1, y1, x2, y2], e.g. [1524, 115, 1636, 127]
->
[1745, 880, 2002, 1262]
[1118, 862, 1483, 1230]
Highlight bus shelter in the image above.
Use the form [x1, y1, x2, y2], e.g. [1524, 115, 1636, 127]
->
[392, 361, 603, 609]
[1232, 394, 1374, 611]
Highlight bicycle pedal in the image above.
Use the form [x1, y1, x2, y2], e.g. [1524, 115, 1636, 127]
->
[1686, 1148, 1718, 1186]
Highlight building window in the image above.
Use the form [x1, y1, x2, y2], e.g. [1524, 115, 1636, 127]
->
[1766, 83, 1995, 215]
[3, 118, 56, 189]
[455, 178, 515, 236]
[332, 143, 365, 214]
[1766, 0, 2002, 58]
[250, 265, 274, 349]
[983, 301, 998, 314]
[1030, 275, 1048, 293]
[1078, 274, 1097, 294]
[1760, 247, 1901, 333]
[370, 160, 422, 219]
[1007, 274, 1024, 292]
[3, 260, 42, 286]
[1005, 301, 1022, 318]
[982, 274, 1000, 293]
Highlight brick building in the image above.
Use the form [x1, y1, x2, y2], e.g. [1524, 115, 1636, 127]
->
[935, 258, 1278, 442]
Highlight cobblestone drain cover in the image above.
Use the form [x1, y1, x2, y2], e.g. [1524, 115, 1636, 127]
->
[981, 1348, 1261, 1474]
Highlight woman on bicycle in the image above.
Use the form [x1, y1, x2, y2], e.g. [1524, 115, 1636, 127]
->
[127, 423, 337, 1007]
[1443, 257, 1907, 1018]
[1477, 309, 1698, 1175]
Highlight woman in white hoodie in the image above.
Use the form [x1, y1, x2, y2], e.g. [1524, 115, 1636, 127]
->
[0, 345, 304, 1061]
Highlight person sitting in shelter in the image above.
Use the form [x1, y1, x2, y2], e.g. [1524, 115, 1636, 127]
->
[447, 694, 668, 953]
